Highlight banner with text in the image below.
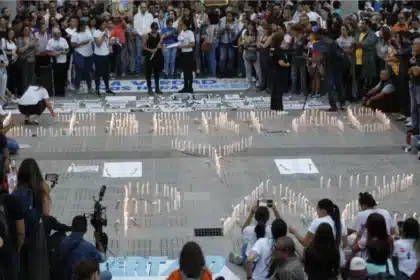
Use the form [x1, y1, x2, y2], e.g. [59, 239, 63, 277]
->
[100, 79, 250, 93]
[101, 256, 239, 280]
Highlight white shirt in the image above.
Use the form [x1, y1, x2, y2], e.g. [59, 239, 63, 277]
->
[242, 225, 272, 256]
[393, 239, 417, 277]
[71, 31, 93, 57]
[65, 27, 76, 37]
[251, 237, 273, 280]
[353, 208, 394, 249]
[178, 30, 195, 52]
[46, 37, 69, 63]
[307, 11, 321, 22]
[0, 50, 8, 75]
[93, 29, 110, 56]
[18, 86, 49, 105]
[133, 12, 154, 36]
[308, 216, 348, 266]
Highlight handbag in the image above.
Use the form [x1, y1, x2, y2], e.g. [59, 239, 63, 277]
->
[245, 47, 258, 61]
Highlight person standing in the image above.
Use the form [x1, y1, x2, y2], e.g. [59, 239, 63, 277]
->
[16, 25, 37, 97]
[408, 38, 420, 135]
[0, 48, 8, 106]
[142, 22, 163, 95]
[270, 33, 289, 112]
[46, 27, 69, 97]
[93, 20, 115, 97]
[177, 21, 195, 94]
[133, 2, 154, 74]
[71, 20, 93, 94]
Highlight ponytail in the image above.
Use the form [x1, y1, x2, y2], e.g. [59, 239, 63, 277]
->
[255, 221, 266, 239]
[330, 204, 342, 247]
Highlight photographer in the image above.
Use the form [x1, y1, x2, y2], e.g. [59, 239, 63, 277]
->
[73, 259, 101, 280]
[59, 215, 111, 280]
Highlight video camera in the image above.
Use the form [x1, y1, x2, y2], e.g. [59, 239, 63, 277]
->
[84, 185, 108, 251]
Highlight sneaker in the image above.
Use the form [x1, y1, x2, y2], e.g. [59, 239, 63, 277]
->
[155, 88, 163, 95]
[228, 252, 243, 265]
[178, 88, 188, 93]
[396, 115, 407, 121]
[406, 121, 412, 127]
[405, 117, 412, 123]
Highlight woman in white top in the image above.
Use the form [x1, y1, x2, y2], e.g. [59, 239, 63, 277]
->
[0, 48, 8, 103]
[65, 17, 78, 87]
[289, 198, 348, 266]
[177, 20, 195, 93]
[93, 19, 114, 97]
[46, 27, 69, 97]
[393, 218, 419, 279]
[3, 28, 18, 96]
[17, 84, 56, 124]
[71, 20, 93, 93]
[247, 218, 288, 280]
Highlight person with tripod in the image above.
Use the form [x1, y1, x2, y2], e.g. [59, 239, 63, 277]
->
[58, 215, 111, 280]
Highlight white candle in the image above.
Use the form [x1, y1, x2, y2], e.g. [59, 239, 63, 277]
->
[144, 201, 148, 215]
[320, 176, 323, 188]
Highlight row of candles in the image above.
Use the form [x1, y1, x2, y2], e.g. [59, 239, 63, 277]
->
[347, 107, 391, 132]
[151, 117, 189, 136]
[292, 110, 345, 132]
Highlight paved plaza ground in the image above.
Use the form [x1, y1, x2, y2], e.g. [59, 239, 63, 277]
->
[7, 90, 420, 278]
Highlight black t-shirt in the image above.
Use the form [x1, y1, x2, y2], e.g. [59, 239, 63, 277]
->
[0, 194, 24, 260]
[0, 133, 7, 183]
[270, 47, 290, 72]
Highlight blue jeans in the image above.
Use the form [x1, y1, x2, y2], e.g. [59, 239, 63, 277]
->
[163, 47, 177, 75]
[135, 36, 143, 73]
[410, 83, 420, 132]
[73, 52, 93, 90]
[206, 42, 218, 76]
[100, 270, 112, 280]
[7, 137, 19, 155]
[219, 43, 235, 75]
[291, 59, 307, 94]
[126, 40, 136, 73]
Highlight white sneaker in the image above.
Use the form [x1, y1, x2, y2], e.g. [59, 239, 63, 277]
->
[406, 121, 412, 127]
[405, 117, 412, 123]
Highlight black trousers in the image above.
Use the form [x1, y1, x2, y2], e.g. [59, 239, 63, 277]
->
[52, 63, 67, 97]
[94, 54, 110, 91]
[145, 57, 160, 90]
[180, 51, 194, 91]
[18, 100, 47, 116]
[270, 70, 286, 111]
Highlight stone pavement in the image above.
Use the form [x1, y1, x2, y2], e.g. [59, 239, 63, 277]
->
[8, 108, 420, 278]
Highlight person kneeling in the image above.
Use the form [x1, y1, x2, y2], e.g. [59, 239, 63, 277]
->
[362, 69, 395, 112]
[17, 84, 56, 125]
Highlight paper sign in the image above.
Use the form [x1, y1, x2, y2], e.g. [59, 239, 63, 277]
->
[274, 158, 319, 175]
[67, 165, 100, 173]
[103, 162, 143, 178]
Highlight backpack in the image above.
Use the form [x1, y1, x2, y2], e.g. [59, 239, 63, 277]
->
[11, 186, 40, 235]
[0, 192, 9, 241]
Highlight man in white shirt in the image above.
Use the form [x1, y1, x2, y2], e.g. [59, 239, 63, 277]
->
[46, 28, 69, 97]
[133, 3, 154, 74]
[43, 2, 63, 23]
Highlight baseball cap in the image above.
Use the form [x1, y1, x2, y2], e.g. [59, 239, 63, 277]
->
[348, 257, 368, 278]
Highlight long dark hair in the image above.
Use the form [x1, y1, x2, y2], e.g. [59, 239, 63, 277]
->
[16, 158, 46, 211]
[317, 198, 342, 246]
[254, 206, 270, 239]
[304, 223, 340, 277]
[366, 213, 388, 242]
[179, 241, 205, 278]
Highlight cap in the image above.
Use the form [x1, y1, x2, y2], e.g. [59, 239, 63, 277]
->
[348, 257, 368, 278]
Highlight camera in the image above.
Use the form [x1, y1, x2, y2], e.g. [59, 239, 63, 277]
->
[90, 185, 107, 233]
[257, 199, 273, 208]
[45, 173, 59, 189]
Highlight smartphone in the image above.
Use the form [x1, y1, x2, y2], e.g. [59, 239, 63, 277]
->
[258, 199, 273, 208]
[45, 173, 59, 182]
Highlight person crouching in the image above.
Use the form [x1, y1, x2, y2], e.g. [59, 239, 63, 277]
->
[17, 84, 56, 124]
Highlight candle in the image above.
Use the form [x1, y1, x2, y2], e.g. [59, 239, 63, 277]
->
[144, 201, 148, 215]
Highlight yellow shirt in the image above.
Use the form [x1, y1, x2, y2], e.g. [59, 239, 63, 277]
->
[355, 32, 366, 65]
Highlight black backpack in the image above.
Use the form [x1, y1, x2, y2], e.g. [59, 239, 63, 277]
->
[0, 193, 9, 241]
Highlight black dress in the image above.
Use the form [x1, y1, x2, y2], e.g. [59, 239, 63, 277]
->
[143, 33, 164, 91]
[270, 47, 290, 111]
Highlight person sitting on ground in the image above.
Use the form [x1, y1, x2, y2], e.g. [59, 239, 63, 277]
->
[393, 218, 419, 279]
[167, 241, 212, 280]
[59, 215, 111, 280]
[271, 236, 305, 280]
[365, 238, 396, 277]
[247, 218, 288, 280]
[16, 84, 56, 125]
[362, 68, 396, 112]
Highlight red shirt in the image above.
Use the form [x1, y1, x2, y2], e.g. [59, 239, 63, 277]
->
[111, 23, 126, 45]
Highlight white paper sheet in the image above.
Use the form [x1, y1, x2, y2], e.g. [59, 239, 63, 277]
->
[165, 42, 180, 49]
[274, 158, 319, 174]
[103, 162, 143, 178]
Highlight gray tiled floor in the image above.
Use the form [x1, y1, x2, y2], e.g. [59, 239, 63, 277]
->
[10, 108, 419, 277]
